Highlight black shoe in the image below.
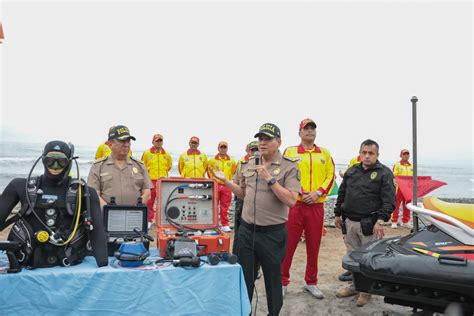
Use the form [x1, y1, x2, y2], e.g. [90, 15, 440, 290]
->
[338, 271, 353, 282]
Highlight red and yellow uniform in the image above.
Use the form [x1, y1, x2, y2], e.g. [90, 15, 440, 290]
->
[95, 142, 132, 160]
[283, 144, 335, 203]
[178, 150, 208, 178]
[391, 159, 413, 224]
[141, 147, 172, 222]
[208, 154, 237, 227]
[141, 148, 172, 180]
[282, 143, 335, 287]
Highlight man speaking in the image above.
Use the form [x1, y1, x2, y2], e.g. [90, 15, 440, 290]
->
[210, 123, 300, 316]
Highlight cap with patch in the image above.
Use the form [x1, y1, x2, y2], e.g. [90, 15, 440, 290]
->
[189, 136, 200, 144]
[108, 125, 136, 141]
[218, 141, 228, 148]
[247, 141, 258, 150]
[254, 123, 281, 139]
[153, 134, 163, 142]
[299, 118, 317, 130]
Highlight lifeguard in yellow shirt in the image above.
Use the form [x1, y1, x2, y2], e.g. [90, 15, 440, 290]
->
[281, 118, 335, 299]
[391, 149, 414, 229]
[178, 136, 208, 178]
[207, 141, 237, 232]
[141, 134, 172, 225]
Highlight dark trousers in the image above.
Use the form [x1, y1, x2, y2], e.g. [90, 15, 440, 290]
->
[238, 221, 287, 316]
[232, 197, 244, 255]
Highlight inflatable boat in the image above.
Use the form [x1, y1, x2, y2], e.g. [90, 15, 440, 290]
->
[343, 196, 474, 313]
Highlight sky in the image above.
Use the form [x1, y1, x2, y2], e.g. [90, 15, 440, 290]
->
[0, 1, 472, 166]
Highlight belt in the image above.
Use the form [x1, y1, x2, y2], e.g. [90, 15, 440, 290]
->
[240, 220, 286, 232]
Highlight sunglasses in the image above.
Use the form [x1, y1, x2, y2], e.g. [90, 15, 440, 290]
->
[249, 148, 258, 152]
[219, 146, 227, 149]
[44, 153, 69, 169]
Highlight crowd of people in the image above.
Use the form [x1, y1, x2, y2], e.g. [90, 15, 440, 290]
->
[0, 119, 414, 316]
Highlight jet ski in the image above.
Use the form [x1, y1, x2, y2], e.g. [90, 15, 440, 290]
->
[343, 196, 474, 314]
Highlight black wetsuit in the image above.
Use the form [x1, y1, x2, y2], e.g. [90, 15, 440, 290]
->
[0, 176, 108, 268]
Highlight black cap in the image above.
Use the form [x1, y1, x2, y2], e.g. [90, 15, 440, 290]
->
[108, 125, 136, 141]
[254, 123, 281, 139]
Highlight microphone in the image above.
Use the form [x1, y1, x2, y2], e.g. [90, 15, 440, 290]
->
[254, 151, 260, 165]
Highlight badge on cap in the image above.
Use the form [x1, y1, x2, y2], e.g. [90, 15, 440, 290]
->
[370, 171, 378, 180]
[273, 168, 281, 176]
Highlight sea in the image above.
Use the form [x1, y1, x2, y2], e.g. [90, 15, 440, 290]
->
[0, 142, 472, 199]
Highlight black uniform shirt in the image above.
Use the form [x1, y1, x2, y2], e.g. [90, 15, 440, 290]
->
[334, 160, 396, 221]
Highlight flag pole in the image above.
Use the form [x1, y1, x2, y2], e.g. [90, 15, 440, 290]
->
[411, 96, 419, 231]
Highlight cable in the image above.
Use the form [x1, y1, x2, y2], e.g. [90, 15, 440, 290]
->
[252, 172, 259, 316]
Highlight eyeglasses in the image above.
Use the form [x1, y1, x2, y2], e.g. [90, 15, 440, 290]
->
[44, 153, 69, 169]
[190, 142, 199, 145]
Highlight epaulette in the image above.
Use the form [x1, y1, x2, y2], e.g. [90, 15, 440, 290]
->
[93, 156, 108, 164]
[130, 156, 144, 164]
[283, 156, 298, 163]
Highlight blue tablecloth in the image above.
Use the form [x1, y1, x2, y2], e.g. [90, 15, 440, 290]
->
[0, 251, 251, 316]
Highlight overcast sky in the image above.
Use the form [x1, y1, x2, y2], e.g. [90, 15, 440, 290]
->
[0, 1, 472, 165]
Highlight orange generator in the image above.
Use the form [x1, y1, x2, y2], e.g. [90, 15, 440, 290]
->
[156, 177, 230, 258]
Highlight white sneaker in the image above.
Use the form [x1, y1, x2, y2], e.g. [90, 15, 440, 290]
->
[221, 226, 232, 232]
[402, 222, 413, 229]
[304, 284, 324, 299]
[391, 223, 398, 229]
[282, 286, 288, 297]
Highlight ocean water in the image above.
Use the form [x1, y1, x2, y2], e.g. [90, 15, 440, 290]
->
[0, 142, 472, 199]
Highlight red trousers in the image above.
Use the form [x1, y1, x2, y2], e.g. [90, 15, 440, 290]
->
[147, 180, 157, 222]
[282, 202, 324, 286]
[217, 184, 232, 227]
[391, 190, 411, 224]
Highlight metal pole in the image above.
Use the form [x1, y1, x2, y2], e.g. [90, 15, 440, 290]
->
[411, 96, 419, 231]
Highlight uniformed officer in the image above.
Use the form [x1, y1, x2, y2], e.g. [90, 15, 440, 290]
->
[207, 141, 237, 232]
[141, 133, 173, 225]
[391, 149, 414, 228]
[334, 139, 396, 307]
[87, 125, 153, 209]
[178, 136, 208, 178]
[281, 118, 335, 299]
[210, 123, 300, 316]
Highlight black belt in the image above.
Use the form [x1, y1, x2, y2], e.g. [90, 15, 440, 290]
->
[240, 220, 286, 232]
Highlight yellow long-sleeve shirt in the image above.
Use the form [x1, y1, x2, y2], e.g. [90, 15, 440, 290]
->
[207, 154, 237, 184]
[284, 144, 335, 203]
[141, 147, 172, 180]
[178, 150, 208, 178]
[393, 161, 413, 176]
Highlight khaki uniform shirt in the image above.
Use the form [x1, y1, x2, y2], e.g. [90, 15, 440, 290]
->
[234, 151, 301, 226]
[87, 155, 153, 205]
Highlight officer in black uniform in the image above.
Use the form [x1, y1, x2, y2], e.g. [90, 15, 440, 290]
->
[0, 141, 108, 269]
[334, 139, 396, 306]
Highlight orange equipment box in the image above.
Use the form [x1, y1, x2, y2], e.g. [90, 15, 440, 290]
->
[156, 177, 230, 257]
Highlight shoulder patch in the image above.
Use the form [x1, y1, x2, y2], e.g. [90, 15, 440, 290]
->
[283, 156, 298, 162]
[93, 156, 107, 164]
[130, 156, 144, 164]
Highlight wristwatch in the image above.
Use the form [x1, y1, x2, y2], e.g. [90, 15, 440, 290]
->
[376, 219, 385, 226]
[267, 177, 277, 186]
